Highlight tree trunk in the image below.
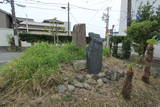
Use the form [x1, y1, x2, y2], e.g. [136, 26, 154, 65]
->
[142, 44, 154, 84]
[122, 67, 134, 100]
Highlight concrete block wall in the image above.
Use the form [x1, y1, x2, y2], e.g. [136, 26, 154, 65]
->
[0, 28, 31, 47]
[0, 28, 13, 46]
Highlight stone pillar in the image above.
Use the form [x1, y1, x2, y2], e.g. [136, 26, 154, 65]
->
[72, 24, 86, 47]
[87, 32, 103, 74]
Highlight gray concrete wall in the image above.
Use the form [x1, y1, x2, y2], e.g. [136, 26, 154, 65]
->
[0, 11, 11, 28]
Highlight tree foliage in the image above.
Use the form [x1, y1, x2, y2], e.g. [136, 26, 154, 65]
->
[110, 36, 131, 59]
[127, 1, 160, 55]
[137, 1, 155, 22]
[122, 39, 131, 59]
[127, 20, 158, 55]
[147, 35, 159, 45]
[44, 17, 65, 44]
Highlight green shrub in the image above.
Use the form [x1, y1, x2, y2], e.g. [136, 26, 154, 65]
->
[110, 36, 125, 58]
[19, 33, 72, 43]
[103, 48, 111, 57]
[110, 36, 125, 44]
[127, 20, 159, 55]
[112, 45, 118, 57]
[19, 33, 91, 44]
[132, 56, 144, 64]
[0, 42, 85, 93]
[122, 39, 131, 59]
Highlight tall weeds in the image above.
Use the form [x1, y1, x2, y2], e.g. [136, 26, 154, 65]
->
[0, 42, 85, 96]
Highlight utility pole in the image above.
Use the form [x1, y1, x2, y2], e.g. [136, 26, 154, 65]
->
[68, 2, 70, 36]
[16, 3, 28, 32]
[127, 0, 132, 28]
[61, 2, 70, 36]
[10, 0, 18, 36]
[102, 7, 111, 48]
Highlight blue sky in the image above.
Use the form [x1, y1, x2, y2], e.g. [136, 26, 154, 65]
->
[0, 0, 121, 37]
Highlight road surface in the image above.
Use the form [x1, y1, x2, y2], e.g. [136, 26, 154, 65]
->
[0, 52, 21, 64]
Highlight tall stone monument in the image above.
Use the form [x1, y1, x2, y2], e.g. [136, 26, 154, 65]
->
[72, 24, 86, 47]
[87, 32, 103, 74]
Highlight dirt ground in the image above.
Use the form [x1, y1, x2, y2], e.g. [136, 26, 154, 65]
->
[0, 57, 160, 107]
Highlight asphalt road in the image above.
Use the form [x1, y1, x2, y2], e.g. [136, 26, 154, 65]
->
[0, 52, 21, 64]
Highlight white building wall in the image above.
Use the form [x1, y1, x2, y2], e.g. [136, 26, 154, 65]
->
[0, 28, 31, 47]
[0, 28, 13, 46]
[154, 44, 160, 58]
[119, 0, 127, 36]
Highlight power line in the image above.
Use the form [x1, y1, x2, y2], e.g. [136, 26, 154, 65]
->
[87, 0, 111, 6]
[26, 0, 66, 5]
[70, 12, 105, 32]
[87, 0, 111, 24]
[22, 0, 102, 11]
[70, 12, 79, 23]
[71, 4, 100, 11]
[87, 23, 105, 28]
[24, 5, 63, 11]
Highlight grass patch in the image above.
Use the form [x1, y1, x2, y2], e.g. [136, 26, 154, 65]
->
[0, 64, 4, 71]
[0, 42, 85, 95]
[61, 93, 74, 102]
[103, 48, 111, 57]
[50, 98, 61, 104]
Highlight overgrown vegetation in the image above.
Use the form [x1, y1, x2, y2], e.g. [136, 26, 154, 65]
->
[0, 42, 85, 95]
[110, 36, 124, 58]
[142, 36, 159, 84]
[110, 36, 131, 59]
[44, 17, 65, 44]
[127, 1, 160, 56]
[19, 33, 72, 43]
[122, 39, 131, 59]
[103, 48, 111, 57]
[127, 20, 158, 55]
[19, 33, 91, 44]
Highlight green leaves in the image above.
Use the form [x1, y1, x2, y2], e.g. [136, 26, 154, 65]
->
[128, 1, 160, 55]
[127, 20, 158, 55]
[147, 35, 159, 45]
[110, 36, 125, 44]
[1, 43, 85, 89]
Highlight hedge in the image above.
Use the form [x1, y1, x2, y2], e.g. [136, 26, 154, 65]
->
[19, 33, 91, 44]
[110, 36, 131, 59]
[122, 39, 131, 59]
[110, 36, 125, 44]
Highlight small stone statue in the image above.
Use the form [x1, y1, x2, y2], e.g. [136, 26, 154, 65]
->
[86, 32, 103, 74]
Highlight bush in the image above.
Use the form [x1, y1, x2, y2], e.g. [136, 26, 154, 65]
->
[103, 48, 111, 57]
[112, 45, 118, 57]
[110, 36, 125, 44]
[122, 39, 131, 59]
[127, 20, 158, 55]
[0, 42, 85, 94]
[19, 33, 91, 44]
[110, 36, 125, 58]
[130, 56, 144, 64]
[19, 33, 72, 43]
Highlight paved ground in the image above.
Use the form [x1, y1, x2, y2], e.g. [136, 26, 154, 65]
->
[0, 52, 22, 64]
